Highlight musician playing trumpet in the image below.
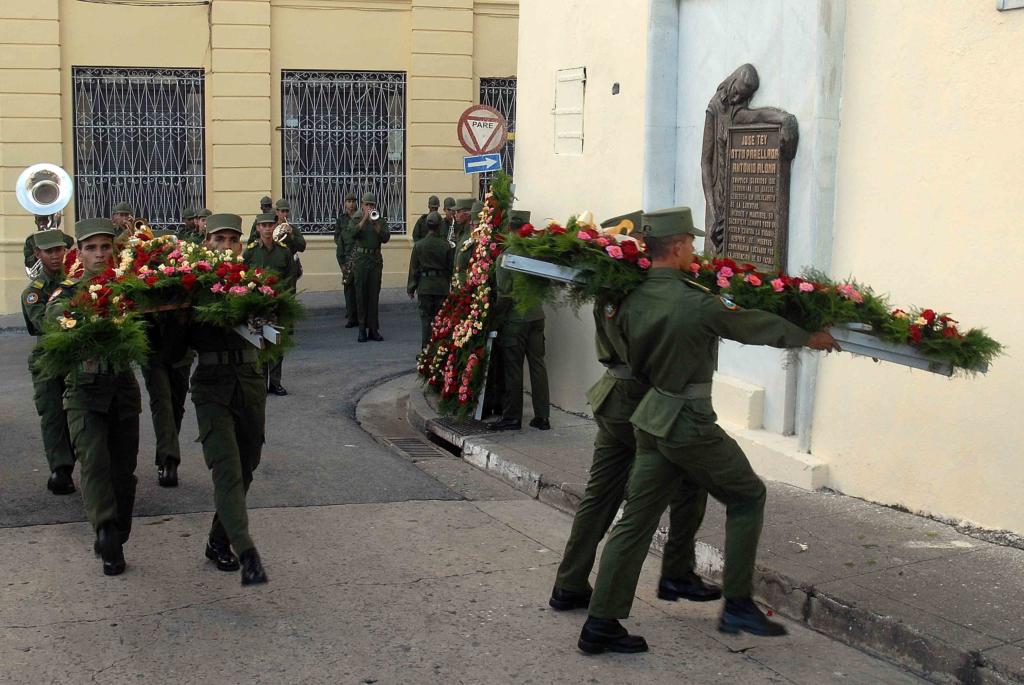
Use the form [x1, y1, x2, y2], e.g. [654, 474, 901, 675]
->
[351, 191, 390, 343]
[111, 202, 134, 235]
[244, 212, 298, 396]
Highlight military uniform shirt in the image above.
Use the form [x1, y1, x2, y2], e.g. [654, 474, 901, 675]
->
[243, 239, 297, 292]
[22, 270, 64, 337]
[407, 234, 453, 296]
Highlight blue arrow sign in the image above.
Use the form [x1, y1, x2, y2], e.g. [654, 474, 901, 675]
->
[463, 153, 502, 174]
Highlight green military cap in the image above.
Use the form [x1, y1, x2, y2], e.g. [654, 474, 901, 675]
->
[275, 198, 290, 211]
[344, 192, 357, 202]
[75, 218, 117, 241]
[454, 198, 474, 211]
[428, 195, 440, 208]
[111, 202, 133, 215]
[182, 207, 197, 220]
[259, 195, 272, 206]
[426, 211, 443, 227]
[361, 192, 377, 204]
[255, 212, 276, 224]
[443, 197, 456, 210]
[600, 210, 643, 234]
[206, 213, 243, 234]
[471, 200, 484, 214]
[509, 209, 531, 226]
[33, 229, 67, 250]
[197, 208, 212, 218]
[640, 206, 705, 238]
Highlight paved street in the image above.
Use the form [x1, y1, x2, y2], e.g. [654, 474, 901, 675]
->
[0, 294, 925, 684]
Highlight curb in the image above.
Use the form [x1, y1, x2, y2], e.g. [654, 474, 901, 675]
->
[406, 384, 1023, 685]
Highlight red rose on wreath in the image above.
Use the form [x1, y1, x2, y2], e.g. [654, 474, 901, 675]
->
[909, 324, 923, 343]
[518, 223, 535, 238]
[620, 240, 640, 263]
[548, 223, 566, 235]
[144, 275, 159, 286]
[181, 273, 197, 290]
[921, 309, 936, 324]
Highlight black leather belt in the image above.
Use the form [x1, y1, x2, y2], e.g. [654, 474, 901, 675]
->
[421, 270, 446, 277]
[356, 247, 381, 254]
[197, 349, 259, 365]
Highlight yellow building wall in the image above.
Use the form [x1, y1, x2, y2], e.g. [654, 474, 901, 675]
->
[0, 0, 518, 313]
[511, 0, 650, 412]
[812, 2, 1024, 531]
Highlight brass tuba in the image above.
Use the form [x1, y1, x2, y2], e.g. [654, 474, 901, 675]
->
[16, 163, 73, 278]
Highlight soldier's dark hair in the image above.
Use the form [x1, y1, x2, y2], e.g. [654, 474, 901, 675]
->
[643, 234, 685, 259]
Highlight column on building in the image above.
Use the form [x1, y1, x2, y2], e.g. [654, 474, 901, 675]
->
[209, 0, 273, 220]
[0, 0, 62, 312]
[408, 0, 476, 226]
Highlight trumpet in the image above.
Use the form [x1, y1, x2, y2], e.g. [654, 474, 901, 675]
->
[273, 221, 293, 242]
[369, 209, 381, 222]
[16, 163, 73, 278]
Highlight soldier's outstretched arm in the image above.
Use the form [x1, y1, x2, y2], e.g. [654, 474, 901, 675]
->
[699, 295, 812, 349]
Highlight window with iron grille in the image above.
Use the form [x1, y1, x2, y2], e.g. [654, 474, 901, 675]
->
[478, 77, 516, 198]
[281, 70, 407, 234]
[71, 67, 205, 231]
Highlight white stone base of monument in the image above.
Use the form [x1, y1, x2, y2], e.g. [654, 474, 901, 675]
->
[723, 422, 829, 491]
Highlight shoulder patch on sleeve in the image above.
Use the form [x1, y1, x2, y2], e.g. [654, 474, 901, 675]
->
[603, 302, 618, 319]
[24, 291, 40, 305]
[718, 295, 739, 311]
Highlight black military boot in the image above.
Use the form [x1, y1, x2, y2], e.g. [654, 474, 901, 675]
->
[369, 329, 384, 342]
[47, 466, 75, 495]
[358, 328, 368, 343]
[578, 616, 648, 654]
[488, 418, 522, 431]
[344, 320, 359, 328]
[96, 522, 126, 576]
[719, 597, 787, 636]
[529, 417, 551, 431]
[157, 462, 179, 487]
[657, 572, 722, 602]
[239, 548, 268, 586]
[549, 586, 592, 611]
[205, 537, 240, 572]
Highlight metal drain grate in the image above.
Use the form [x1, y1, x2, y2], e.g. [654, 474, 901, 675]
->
[431, 417, 492, 437]
[385, 437, 451, 459]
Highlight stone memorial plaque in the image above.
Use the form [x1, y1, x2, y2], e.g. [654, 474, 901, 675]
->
[723, 124, 790, 272]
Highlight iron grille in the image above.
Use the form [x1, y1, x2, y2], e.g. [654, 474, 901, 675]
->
[281, 70, 407, 234]
[478, 77, 516, 198]
[71, 67, 205, 230]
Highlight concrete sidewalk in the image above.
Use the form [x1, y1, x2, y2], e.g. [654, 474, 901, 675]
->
[405, 377, 1024, 685]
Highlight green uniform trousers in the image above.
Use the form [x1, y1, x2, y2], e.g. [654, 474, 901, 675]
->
[417, 293, 445, 349]
[354, 255, 384, 330]
[141, 358, 191, 467]
[65, 373, 141, 537]
[554, 382, 708, 593]
[30, 365, 74, 471]
[193, 363, 265, 555]
[589, 427, 766, 619]
[500, 319, 550, 422]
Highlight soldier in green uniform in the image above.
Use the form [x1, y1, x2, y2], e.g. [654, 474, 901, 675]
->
[23, 214, 73, 270]
[274, 199, 306, 285]
[244, 213, 298, 395]
[111, 202, 134, 235]
[577, 207, 840, 653]
[177, 208, 202, 244]
[351, 192, 390, 342]
[195, 208, 211, 241]
[489, 209, 551, 432]
[407, 211, 452, 348]
[22, 229, 76, 494]
[549, 211, 721, 612]
[142, 309, 194, 487]
[334, 192, 360, 328]
[189, 213, 268, 585]
[248, 195, 273, 243]
[46, 218, 142, 576]
[411, 195, 441, 242]
[449, 198, 474, 272]
[454, 200, 483, 276]
[442, 196, 457, 246]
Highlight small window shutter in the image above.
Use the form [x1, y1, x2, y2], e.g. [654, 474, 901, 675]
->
[554, 67, 586, 155]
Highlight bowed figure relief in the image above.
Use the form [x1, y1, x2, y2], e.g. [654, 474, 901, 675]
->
[701, 63, 799, 253]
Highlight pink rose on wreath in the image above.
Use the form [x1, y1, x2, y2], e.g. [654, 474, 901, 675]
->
[637, 257, 652, 270]
[771, 278, 785, 292]
[745, 274, 762, 287]
[594, 237, 611, 247]
[798, 282, 815, 293]
[228, 285, 249, 296]
[195, 260, 212, 272]
[605, 245, 624, 260]
[577, 231, 593, 242]
[258, 285, 275, 296]
[717, 276, 731, 288]
[210, 282, 225, 294]
[689, 262, 701, 274]
[168, 249, 182, 261]
[717, 266, 734, 279]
